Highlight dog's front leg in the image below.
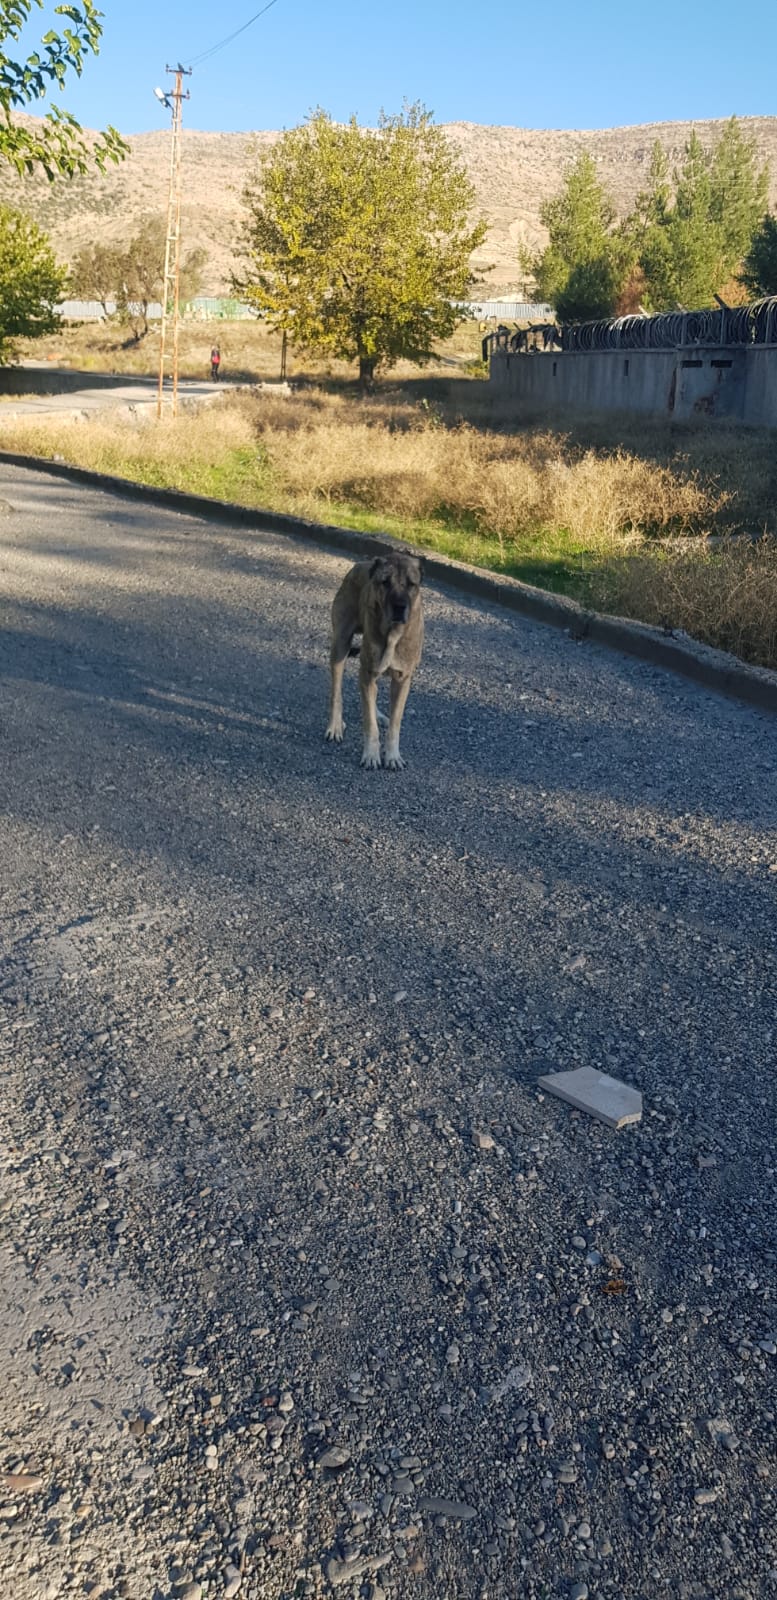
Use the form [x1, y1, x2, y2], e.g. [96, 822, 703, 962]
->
[384, 671, 412, 770]
[359, 669, 381, 769]
[325, 637, 349, 742]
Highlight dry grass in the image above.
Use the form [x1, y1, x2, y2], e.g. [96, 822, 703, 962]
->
[2, 382, 776, 669]
[243, 388, 724, 550]
[13, 316, 486, 383]
[591, 538, 777, 668]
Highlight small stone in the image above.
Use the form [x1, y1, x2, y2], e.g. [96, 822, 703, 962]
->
[569, 1585, 589, 1600]
[302, 988, 316, 1002]
[576, 1520, 592, 1540]
[585, 1250, 603, 1267]
[446, 1343, 460, 1366]
[2, 1474, 43, 1493]
[318, 1446, 351, 1471]
[393, 990, 408, 1003]
[178, 1586, 202, 1600]
[694, 1488, 718, 1506]
[556, 1463, 578, 1484]
[704, 1417, 738, 1451]
[472, 1130, 496, 1150]
[418, 1496, 477, 1522]
[600, 1440, 615, 1461]
[278, 1390, 294, 1412]
[758, 1338, 776, 1355]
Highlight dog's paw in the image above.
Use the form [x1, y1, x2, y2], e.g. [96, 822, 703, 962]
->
[360, 747, 382, 771]
[383, 751, 405, 771]
[325, 720, 345, 743]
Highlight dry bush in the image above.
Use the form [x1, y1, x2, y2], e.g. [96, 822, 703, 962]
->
[4, 386, 777, 669]
[591, 537, 777, 669]
[0, 403, 258, 486]
[241, 391, 726, 549]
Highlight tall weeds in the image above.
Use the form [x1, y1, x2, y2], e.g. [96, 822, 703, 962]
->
[2, 386, 776, 667]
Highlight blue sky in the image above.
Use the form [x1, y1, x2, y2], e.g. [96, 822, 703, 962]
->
[18, 0, 777, 135]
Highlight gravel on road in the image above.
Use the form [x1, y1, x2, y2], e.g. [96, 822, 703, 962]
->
[1, 462, 776, 1600]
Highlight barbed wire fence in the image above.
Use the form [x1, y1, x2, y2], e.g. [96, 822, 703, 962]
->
[483, 296, 777, 359]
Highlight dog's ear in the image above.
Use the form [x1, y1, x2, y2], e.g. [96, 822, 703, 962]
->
[369, 556, 384, 578]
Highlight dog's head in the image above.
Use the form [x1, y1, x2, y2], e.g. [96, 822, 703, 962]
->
[368, 552, 424, 628]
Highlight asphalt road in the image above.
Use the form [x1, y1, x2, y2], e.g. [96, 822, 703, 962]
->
[1, 463, 776, 1600]
[1, 366, 230, 417]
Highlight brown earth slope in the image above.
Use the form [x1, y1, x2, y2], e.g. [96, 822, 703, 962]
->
[2, 114, 777, 294]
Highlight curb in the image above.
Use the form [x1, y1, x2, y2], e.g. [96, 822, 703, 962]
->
[2, 447, 776, 715]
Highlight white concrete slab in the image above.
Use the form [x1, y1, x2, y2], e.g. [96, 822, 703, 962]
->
[538, 1066, 642, 1129]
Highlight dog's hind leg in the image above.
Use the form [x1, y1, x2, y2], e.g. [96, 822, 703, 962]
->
[384, 671, 413, 771]
[325, 632, 351, 743]
[359, 668, 381, 770]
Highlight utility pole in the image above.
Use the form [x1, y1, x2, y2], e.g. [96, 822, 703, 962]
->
[156, 64, 191, 420]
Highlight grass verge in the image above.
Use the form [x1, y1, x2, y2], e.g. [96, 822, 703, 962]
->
[2, 383, 776, 670]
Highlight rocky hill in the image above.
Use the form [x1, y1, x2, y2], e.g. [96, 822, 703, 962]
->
[2, 114, 776, 295]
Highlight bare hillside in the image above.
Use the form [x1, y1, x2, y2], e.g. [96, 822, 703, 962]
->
[2, 114, 777, 294]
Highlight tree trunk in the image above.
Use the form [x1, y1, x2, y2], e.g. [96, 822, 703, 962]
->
[358, 354, 375, 391]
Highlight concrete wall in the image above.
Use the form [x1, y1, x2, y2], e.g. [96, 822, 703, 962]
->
[742, 347, 777, 429]
[490, 345, 777, 427]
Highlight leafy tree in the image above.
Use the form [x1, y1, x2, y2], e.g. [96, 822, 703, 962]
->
[233, 103, 486, 386]
[739, 212, 777, 298]
[529, 153, 632, 321]
[114, 216, 207, 340]
[1, 0, 126, 177]
[635, 124, 769, 309]
[709, 118, 769, 270]
[70, 239, 123, 315]
[0, 203, 67, 361]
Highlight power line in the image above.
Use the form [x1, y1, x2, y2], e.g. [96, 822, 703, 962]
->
[189, 0, 282, 68]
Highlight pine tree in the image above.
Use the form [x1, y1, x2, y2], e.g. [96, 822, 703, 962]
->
[740, 213, 777, 298]
[529, 154, 632, 321]
[636, 123, 770, 309]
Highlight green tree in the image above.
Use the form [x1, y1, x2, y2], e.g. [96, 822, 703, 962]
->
[1, 0, 126, 177]
[709, 118, 769, 270]
[70, 239, 123, 315]
[635, 124, 769, 309]
[233, 103, 486, 386]
[529, 153, 632, 321]
[0, 203, 67, 361]
[114, 216, 207, 339]
[739, 213, 777, 298]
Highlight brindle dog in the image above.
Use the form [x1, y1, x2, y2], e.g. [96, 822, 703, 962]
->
[325, 553, 424, 770]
